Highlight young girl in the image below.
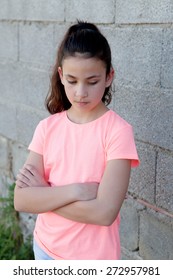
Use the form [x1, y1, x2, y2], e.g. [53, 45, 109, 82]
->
[14, 21, 139, 260]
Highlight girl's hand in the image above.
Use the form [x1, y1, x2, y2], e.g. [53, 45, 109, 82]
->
[77, 182, 99, 201]
[16, 164, 49, 188]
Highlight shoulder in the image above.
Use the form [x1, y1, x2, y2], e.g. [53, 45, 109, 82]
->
[105, 110, 139, 167]
[38, 111, 66, 129]
[106, 110, 132, 132]
[42, 111, 66, 124]
[32, 111, 66, 140]
[105, 110, 135, 150]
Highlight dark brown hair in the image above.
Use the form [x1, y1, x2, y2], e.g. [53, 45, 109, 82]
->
[45, 21, 113, 114]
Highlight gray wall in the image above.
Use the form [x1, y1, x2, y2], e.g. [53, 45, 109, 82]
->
[0, 0, 173, 259]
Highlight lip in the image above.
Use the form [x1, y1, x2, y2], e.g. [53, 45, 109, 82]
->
[75, 101, 89, 106]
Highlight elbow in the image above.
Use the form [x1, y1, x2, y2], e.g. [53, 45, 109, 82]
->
[14, 201, 20, 212]
[14, 201, 23, 213]
[101, 220, 113, 227]
[14, 196, 22, 212]
[14, 190, 20, 212]
[100, 217, 116, 227]
[14, 204, 20, 212]
[96, 210, 118, 227]
[13, 186, 25, 212]
[14, 198, 30, 213]
[14, 195, 31, 213]
[91, 201, 119, 226]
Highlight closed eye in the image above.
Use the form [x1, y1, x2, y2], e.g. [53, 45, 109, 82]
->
[88, 81, 99, 85]
[67, 80, 98, 85]
[67, 80, 77, 84]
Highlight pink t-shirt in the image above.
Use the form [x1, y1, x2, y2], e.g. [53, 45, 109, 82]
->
[28, 110, 139, 259]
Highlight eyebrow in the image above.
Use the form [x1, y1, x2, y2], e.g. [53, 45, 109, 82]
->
[65, 74, 101, 79]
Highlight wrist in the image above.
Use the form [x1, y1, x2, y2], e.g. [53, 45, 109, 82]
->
[73, 183, 83, 201]
[62, 183, 82, 202]
[69, 183, 85, 201]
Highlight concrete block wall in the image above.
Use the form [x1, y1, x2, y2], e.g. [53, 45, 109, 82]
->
[0, 0, 173, 259]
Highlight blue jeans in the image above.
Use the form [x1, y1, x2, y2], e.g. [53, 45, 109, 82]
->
[33, 240, 54, 260]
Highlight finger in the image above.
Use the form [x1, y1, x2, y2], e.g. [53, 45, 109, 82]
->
[24, 164, 38, 177]
[24, 165, 46, 185]
[19, 167, 34, 181]
[19, 167, 42, 187]
[16, 179, 29, 188]
[20, 164, 49, 187]
[17, 173, 30, 185]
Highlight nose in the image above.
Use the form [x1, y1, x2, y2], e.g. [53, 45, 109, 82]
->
[75, 84, 88, 98]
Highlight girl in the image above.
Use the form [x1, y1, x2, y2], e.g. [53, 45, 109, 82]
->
[14, 21, 139, 260]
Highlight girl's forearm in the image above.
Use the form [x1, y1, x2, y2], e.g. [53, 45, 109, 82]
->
[53, 200, 98, 224]
[14, 182, 98, 214]
[53, 198, 115, 226]
[53, 160, 131, 226]
[14, 184, 80, 214]
[14, 162, 98, 214]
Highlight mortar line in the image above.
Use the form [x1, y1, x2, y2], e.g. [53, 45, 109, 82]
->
[128, 195, 173, 219]
[17, 22, 20, 61]
[154, 150, 158, 204]
[159, 28, 165, 88]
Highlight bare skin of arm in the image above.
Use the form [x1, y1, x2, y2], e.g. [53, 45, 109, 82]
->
[14, 151, 98, 214]
[53, 159, 131, 226]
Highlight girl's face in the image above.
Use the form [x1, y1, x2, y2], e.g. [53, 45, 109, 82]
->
[58, 55, 114, 117]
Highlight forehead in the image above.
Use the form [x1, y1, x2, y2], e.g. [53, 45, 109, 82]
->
[61, 55, 106, 75]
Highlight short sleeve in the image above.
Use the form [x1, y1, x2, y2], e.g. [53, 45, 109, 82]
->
[28, 120, 45, 155]
[106, 124, 139, 168]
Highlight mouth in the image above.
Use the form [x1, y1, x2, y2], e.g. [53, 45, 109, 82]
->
[75, 101, 89, 106]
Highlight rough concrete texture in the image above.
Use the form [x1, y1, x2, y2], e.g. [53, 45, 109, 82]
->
[0, 0, 65, 21]
[129, 142, 156, 203]
[116, 0, 173, 24]
[120, 199, 140, 251]
[0, 0, 173, 260]
[139, 211, 173, 259]
[156, 152, 173, 213]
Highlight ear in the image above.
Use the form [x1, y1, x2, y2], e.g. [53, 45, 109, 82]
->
[58, 67, 64, 85]
[106, 68, 114, 87]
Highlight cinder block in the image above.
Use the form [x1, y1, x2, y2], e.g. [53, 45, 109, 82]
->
[19, 212, 36, 241]
[17, 66, 50, 111]
[112, 87, 173, 151]
[129, 142, 156, 204]
[0, 0, 22, 20]
[0, 63, 19, 101]
[161, 28, 173, 88]
[102, 26, 162, 89]
[120, 199, 139, 251]
[116, 0, 173, 24]
[0, 22, 18, 62]
[20, 0, 65, 21]
[11, 142, 29, 177]
[19, 22, 54, 66]
[0, 0, 65, 21]
[121, 247, 142, 260]
[16, 106, 47, 146]
[0, 175, 12, 198]
[66, 0, 115, 23]
[0, 63, 50, 111]
[139, 211, 173, 259]
[53, 24, 69, 49]
[0, 136, 8, 170]
[156, 152, 173, 213]
[0, 100, 17, 141]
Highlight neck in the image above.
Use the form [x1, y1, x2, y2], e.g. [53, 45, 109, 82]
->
[67, 103, 109, 124]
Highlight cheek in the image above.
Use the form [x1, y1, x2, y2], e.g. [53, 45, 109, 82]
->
[94, 83, 106, 97]
[64, 84, 74, 98]
[64, 82, 72, 91]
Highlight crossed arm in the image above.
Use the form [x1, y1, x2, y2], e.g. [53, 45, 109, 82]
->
[14, 151, 131, 226]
